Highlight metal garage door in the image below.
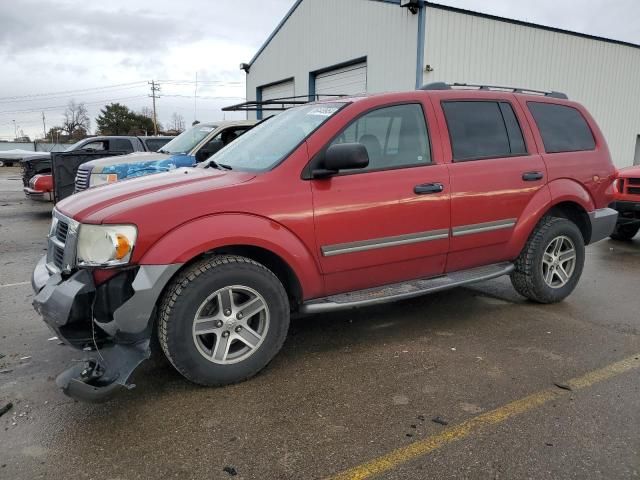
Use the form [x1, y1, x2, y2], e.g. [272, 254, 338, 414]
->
[261, 79, 295, 102]
[315, 62, 367, 97]
[259, 79, 295, 117]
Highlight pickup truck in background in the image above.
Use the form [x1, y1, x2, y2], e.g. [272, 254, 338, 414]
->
[73, 121, 256, 193]
[22, 135, 172, 202]
[610, 165, 640, 240]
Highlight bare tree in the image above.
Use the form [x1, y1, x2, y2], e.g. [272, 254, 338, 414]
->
[171, 112, 185, 133]
[139, 106, 153, 119]
[62, 100, 90, 136]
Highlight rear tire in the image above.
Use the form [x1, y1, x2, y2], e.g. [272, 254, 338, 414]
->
[158, 255, 290, 386]
[610, 223, 639, 241]
[510, 216, 585, 304]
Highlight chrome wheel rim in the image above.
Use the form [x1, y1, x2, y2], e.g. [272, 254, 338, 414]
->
[541, 235, 576, 289]
[192, 285, 269, 365]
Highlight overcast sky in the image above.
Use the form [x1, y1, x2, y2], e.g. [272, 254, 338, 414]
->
[0, 0, 638, 141]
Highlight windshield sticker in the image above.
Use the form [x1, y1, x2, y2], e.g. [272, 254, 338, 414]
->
[199, 127, 214, 132]
[306, 107, 339, 117]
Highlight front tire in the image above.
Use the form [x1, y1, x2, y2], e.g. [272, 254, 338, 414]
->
[510, 216, 585, 304]
[610, 223, 639, 241]
[158, 255, 290, 386]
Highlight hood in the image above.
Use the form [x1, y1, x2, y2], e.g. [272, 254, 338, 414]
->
[83, 151, 170, 170]
[56, 167, 256, 222]
[20, 153, 51, 163]
[617, 166, 640, 178]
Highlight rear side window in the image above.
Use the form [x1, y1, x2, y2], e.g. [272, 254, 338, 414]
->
[110, 139, 135, 153]
[442, 101, 527, 161]
[527, 102, 596, 153]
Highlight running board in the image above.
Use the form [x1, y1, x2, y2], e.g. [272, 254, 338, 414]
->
[301, 262, 514, 314]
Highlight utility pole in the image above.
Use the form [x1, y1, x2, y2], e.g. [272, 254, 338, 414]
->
[42, 112, 46, 140]
[149, 80, 161, 135]
[12, 120, 17, 140]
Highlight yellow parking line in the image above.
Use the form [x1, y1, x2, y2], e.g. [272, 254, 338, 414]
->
[328, 353, 640, 480]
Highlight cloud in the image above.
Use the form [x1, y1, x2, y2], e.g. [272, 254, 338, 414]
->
[0, 1, 206, 55]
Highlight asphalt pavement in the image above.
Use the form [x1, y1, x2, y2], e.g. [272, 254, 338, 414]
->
[0, 166, 638, 479]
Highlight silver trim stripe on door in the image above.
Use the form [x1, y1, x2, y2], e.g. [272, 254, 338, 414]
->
[320, 218, 517, 257]
[451, 218, 517, 237]
[321, 229, 449, 257]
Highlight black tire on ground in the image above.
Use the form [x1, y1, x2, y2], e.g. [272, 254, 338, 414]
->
[510, 216, 585, 304]
[610, 223, 639, 241]
[158, 255, 290, 386]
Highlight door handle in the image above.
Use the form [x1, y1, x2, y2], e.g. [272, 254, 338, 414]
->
[414, 182, 444, 194]
[522, 171, 544, 181]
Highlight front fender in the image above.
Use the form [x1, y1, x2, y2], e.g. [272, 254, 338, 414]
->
[139, 213, 324, 299]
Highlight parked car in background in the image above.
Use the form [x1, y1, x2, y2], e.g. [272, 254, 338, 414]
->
[32, 84, 617, 402]
[73, 121, 256, 192]
[610, 166, 640, 240]
[22, 136, 172, 202]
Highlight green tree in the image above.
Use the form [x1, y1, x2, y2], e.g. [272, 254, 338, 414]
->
[95, 103, 156, 135]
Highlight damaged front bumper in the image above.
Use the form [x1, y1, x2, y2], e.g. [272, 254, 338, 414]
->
[32, 256, 181, 402]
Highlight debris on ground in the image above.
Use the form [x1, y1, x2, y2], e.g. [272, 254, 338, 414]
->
[553, 382, 573, 391]
[223, 466, 238, 476]
[0, 353, 5, 360]
[20, 356, 31, 361]
[417, 414, 425, 421]
[545, 442, 554, 447]
[432, 416, 449, 426]
[47, 337, 58, 342]
[0, 402, 13, 418]
[0, 369, 13, 374]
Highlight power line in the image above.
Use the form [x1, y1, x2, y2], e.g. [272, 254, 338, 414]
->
[0, 95, 149, 115]
[0, 81, 148, 102]
[0, 84, 148, 104]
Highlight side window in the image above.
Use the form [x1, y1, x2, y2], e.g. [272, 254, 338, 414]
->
[329, 104, 431, 171]
[442, 101, 527, 161]
[82, 141, 106, 151]
[110, 139, 135, 153]
[527, 102, 596, 153]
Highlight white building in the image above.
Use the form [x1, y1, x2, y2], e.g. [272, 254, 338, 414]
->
[242, 0, 640, 168]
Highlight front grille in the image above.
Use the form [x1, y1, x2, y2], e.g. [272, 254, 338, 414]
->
[46, 210, 79, 273]
[628, 178, 640, 185]
[629, 187, 640, 195]
[56, 220, 69, 243]
[74, 166, 91, 192]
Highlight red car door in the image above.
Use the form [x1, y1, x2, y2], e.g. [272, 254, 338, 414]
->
[307, 100, 451, 295]
[431, 92, 548, 271]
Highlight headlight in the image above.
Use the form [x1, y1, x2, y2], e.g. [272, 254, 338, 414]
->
[76, 224, 137, 267]
[89, 173, 118, 187]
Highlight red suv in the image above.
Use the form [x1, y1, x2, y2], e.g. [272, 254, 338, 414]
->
[32, 83, 617, 401]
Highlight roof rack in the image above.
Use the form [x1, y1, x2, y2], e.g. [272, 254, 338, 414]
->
[419, 82, 568, 99]
[223, 94, 349, 112]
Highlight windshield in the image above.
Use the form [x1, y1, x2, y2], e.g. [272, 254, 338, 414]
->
[201, 103, 346, 171]
[160, 124, 218, 154]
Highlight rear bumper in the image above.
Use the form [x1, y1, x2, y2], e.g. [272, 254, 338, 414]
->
[587, 207, 618, 244]
[23, 187, 53, 202]
[32, 256, 181, 402]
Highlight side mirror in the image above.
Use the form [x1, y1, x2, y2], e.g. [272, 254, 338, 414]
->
[313, 143, 369, 178]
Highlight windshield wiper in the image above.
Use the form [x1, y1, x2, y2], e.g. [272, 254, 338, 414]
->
[204, 159, 233, 170]
[158, 149, 169, 154]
